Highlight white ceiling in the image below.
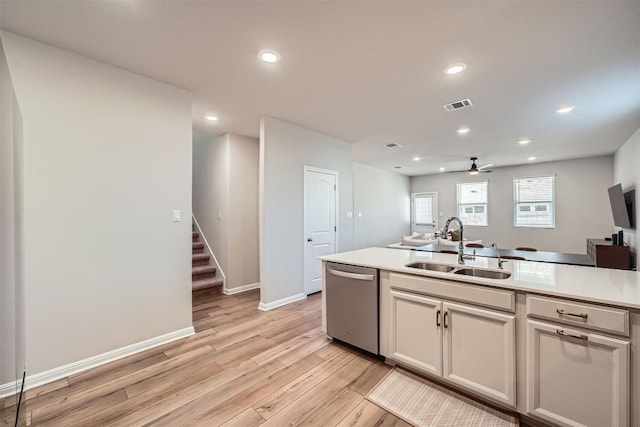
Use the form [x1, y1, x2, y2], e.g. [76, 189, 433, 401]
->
[1, 1, 639, 176]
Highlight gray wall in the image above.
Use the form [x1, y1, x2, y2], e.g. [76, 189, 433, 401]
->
[260, 117, 354, 307]
[192, 131, 260, 291]
[1, 31, 193, 375]
[614, 127, 640, 266]
[228, 134, 260, 290]
[411, 156, 614, 253]
[0, 41, 25, 396]
[353, 162, 411, 249]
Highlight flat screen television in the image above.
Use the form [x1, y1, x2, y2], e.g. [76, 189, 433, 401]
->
[608, 184, 634, 228]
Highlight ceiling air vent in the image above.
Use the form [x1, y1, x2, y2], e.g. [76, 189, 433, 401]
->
[443, 98, 473, 112]
[385, 142, 402, 148]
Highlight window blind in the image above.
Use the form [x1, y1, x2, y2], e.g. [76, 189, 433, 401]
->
[514, 176, 555, 228]
[456, 181, 488, 226]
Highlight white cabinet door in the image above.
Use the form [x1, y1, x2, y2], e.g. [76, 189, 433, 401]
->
[389, 289, 442, 376]
[442, 302, 516, 407]
[526, 320, 629, 427]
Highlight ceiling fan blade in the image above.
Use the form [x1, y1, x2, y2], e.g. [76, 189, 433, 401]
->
[478, 163, 494, 170]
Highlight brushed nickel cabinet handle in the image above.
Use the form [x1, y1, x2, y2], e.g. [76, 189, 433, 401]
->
[556, 329, 588, 340]
[436, 310, 441, 327]
[556, 308, 588, 319]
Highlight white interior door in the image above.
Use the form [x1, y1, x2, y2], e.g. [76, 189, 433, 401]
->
[304, 167, 337, 295]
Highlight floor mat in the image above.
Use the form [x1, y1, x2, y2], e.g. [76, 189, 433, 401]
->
[367, 369, 518, 427]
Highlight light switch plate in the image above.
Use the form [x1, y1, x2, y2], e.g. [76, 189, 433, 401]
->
[173, 210, 181, 222]
[346, 211, 353, 219]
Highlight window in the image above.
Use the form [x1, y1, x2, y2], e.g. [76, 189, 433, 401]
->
[456, 181, 488, 226]
[411, 192, 437, 233]
[513, 175, 555, 228]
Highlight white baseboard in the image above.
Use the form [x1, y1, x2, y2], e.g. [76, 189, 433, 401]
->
[223, 282, 260, 295]
[258, 292, 306, 311]
[0, 326, 194, 398]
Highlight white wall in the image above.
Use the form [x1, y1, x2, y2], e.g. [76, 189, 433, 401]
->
[192, 131, 229, 280]
[353, 162, 411, 249]
[411, 156, 614, 254]
[613, 127, 640, 266]
[1, 31, 193, 376]
[228, 134, 260, 290]
[260, 117, 354, 307]
[0, 41, 25, 393]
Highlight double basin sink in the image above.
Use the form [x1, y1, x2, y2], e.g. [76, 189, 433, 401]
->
[405, 262, 511, 280]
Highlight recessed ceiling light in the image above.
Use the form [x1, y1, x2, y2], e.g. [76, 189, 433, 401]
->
[457, 127, 470, 135]
[413, 156, 421, 162]
[518, 139, 531, 145]
[205, 115, 219, 122]
[394, 166, 404, 169]
[259, 50, 280, 63]
[384, 142, 402, 149]
[528, 156, 537, 161]
[555, 106, 575, 114]
[439, 167, 446, 172]
[445, 63, 467, 75]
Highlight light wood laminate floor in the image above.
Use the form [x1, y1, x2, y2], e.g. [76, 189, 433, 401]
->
[1, 288, 408, 426]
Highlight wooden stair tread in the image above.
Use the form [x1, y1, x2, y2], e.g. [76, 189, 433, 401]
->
[192, 242, 204, 249]
[192, 277, 223, 291]
[192, 266, 216, 276]
[192, 253, 210, 261]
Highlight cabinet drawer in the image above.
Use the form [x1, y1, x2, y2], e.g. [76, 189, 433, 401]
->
[526, 295, 629, 336]
[390, 273, 515, 312]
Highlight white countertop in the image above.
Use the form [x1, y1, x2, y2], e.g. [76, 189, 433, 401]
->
[321, 247, 640, 310]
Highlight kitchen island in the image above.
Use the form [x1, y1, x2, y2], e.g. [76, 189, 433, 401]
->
[320, 247, 640, 427]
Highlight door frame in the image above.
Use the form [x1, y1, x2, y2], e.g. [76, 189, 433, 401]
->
[411, 191, 438, 234]
[303, 166, 339, 295]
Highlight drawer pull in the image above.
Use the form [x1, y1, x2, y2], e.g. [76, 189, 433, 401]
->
[556, 329, 588, 340]
[556, 308, 588, 319]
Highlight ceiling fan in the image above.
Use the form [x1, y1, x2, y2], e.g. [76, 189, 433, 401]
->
[446, 157, 493, 175]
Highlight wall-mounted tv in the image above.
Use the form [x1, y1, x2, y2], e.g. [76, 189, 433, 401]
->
[608, 184, 634, 229]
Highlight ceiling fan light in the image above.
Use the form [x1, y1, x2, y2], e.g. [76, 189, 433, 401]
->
[469, 170, 479, 175]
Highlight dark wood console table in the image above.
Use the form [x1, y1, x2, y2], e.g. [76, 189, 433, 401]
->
[586, 238, 631, 270]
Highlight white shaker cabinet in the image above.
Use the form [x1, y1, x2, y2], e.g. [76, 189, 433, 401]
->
[443, 302, 516, 406]
[389, 289, 442, 376]
[388, 285, 516, 407]
[526, 319, 629, 427]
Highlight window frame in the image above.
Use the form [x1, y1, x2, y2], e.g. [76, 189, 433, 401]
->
[513, 174, 556, 229]
[456, 180, 489, 227]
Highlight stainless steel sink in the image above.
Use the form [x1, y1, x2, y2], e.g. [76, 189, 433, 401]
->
[405, 262, 456, 272]
[453, 268, 511, 279]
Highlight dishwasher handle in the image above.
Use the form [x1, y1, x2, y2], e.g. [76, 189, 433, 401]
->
[327, 268, 375, 281]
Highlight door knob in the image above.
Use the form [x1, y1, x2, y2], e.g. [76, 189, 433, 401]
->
[307, 238, 313, 242]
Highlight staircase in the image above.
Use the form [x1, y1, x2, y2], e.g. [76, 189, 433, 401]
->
[192, 226, 223, 292]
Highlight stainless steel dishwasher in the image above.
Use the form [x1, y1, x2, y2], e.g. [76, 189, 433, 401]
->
[325, 262, 379, 355]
